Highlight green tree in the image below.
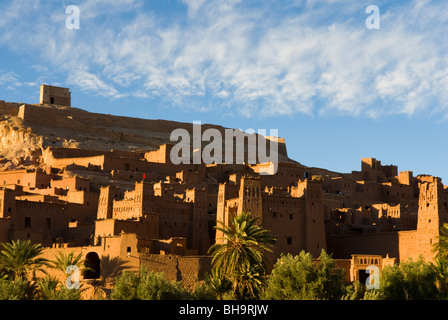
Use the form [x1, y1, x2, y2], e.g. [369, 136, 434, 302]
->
[433, 223, 448, 261]
[136, 268, 186, 300]
[110, 270, 139, 300]
[433, 258, 448, 298]
[263, 250, 346, 300]
[110, 267, 186, 300]
[208, 212, 276, 300]
[0, 240, 49, 280]
[0, 277, 29, 300]
[49, 251, 86, 274]
[36, 275, 84, 300]
[379, 258, 439, 300]
[314, 250, 347, 299]
[203, 268, 232, 300]
[190, 281, 218, 300]
[342, 281, 381, 300]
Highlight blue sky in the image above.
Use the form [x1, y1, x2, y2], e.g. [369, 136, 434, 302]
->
[0, 0, 447, 182]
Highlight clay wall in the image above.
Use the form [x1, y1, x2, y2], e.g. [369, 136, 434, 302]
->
[139, 254, 212, 291]
[60, 190, 99, 221]
[361, 158, 381, 181]
[47, 147, 144, 161]
[11, 200, 71, 242]
[94, 216, 158, 240]
[323, 177, 356, 197]
[0, 100, 6, 115]
[144, 144, 173, 164]
[154, 198, 193, 240]
[0, 170, 27, 187]
[97, 186, 123, 220]
[0, 170, 52, 189]
[112, 199, 140, 220]
[380, 182, 416, 204]
[327, 229, 426, 262]
[382, 165, 398, 178]
[0, 188, 16, 219]
[355, 181, 381, 201]
[0, 218, 10, 243]
[44, 153, 106, 170]
[398, 171, 414, 185]
[262, 195, 306, 268]
[0, 102, 20, 116]
[51, 176, 90, 191]
[250, 162, 304, 188]
[333, 259, 352, 283]
[40, 85, 71, 106]
[327, 232, 400, 260]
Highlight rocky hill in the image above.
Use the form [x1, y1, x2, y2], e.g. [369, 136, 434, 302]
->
[0, 100, 297, 172]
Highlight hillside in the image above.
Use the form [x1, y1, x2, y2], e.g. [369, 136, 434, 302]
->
[0, 100, 307, 173]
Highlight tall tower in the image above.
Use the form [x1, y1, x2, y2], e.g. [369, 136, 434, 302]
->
[215, 176, 262, 245]
[238, 176, 262, 221]
[185, 188, 210, 254]
[134, 181, 155, 217]
[417, 178, 447, 261]
[96, 186, 121, 220]
[216, 183, 230, 245]
[0, 188, 16, 219]
[294, 180, 326, 257]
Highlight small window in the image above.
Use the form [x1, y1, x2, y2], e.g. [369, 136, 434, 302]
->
[24, 217, 31, 229]
[45, 218, 51, 230]
[289, 214, 293, 220]
[287, 237, 292, 245]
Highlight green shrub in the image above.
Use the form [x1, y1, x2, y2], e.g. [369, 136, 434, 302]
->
[111, 267, 186, 300]
[0, 277, 29, 300]
[263, 250, 346, 300]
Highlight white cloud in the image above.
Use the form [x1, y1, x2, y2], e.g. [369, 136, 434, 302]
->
[0, 0, 447, 119]
[0, 71, 22, 89]
[68, 70, 123, 98]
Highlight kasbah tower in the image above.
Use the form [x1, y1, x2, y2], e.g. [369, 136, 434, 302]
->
[0, 85, 447, 291]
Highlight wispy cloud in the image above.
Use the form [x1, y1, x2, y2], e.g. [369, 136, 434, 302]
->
[0, 0, 446, 119]
[68, 69, 123, 98]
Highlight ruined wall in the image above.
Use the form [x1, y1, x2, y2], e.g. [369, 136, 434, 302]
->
[139, 254, 212, 290]
[0, 101, 20, 116]
[48, 147, 144, 161]
[45, 154, 106, 170]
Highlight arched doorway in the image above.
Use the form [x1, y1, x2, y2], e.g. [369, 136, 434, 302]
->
[83, 252, 101, 279]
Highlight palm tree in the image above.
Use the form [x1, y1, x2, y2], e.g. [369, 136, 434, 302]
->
[0, 240, 49, 280]
[208, 212, 276, 299]
[204, 267, 232, 300]
[433, 223, 448, 261]
[49, 251, 86, 274]
[433, 258, 448, 298]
